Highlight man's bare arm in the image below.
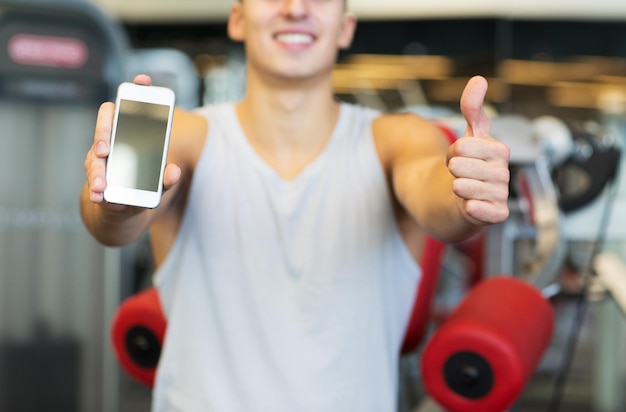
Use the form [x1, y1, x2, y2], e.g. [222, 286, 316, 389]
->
[378, 76, 510, 243]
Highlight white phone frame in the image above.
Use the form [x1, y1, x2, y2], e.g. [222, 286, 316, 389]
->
[104, 82, 175, 209]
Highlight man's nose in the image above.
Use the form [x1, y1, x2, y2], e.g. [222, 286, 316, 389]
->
[281, 0, 309, 19]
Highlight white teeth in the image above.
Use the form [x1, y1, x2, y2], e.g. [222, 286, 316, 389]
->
[276, 33, 313, 44]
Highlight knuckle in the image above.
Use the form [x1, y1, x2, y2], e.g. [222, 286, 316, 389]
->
[495, 167, 510, 184]
[452, 178, 465, 196]
[94, 123, 111, 138]
[502, 142, 511, 156]
[447, 157, 460, 174]
[454, 138, 471, 153]
[497, 142, 511, 160]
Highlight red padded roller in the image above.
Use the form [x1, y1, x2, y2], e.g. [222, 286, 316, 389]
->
[421, 276, 554, 412]
[436, 122, 459, 145]
[401, 235, 446, 354]
[111, 287, 166, 387]
[455, 231, 486, 287]
[401, 123, 458, 355]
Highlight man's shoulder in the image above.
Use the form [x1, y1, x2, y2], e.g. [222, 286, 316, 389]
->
[169, 107, 210, 170]
[372, 110, 434, 139]
[172, 108, 209, 142]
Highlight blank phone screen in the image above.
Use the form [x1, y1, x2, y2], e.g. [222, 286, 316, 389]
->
[108, 99, 170, 192]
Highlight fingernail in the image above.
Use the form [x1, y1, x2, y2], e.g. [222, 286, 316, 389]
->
[95, 141, 107, 155]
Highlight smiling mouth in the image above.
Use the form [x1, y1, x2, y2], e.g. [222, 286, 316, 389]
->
[275, 33, 315, 45]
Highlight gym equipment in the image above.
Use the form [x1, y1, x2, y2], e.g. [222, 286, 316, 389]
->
[553, 127, 620, 213]
[401, 236, 447, 354]
[111, 232, 451, 387]
[0, 0, 129, 410]
[111, 287, 166, 387]
[108, 119, 556, 412]
[410, 115, 560, 411]
[112, 273, 555, 412]
[401, 122, 486, 355]
[421, 276, 555, 412]
[532, 116, 575, 168]
[108, 117, 556, 412]
[594, 252, 626, 315]
[401, 124, 457, 354]
[476, 115, 567, 289]
[127, 48, 201, 109]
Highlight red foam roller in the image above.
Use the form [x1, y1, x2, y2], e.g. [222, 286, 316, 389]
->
[402, 235, 446, 354]
[455, 230, 486, 287]
[111, 287, 166, 387]
[421, 276, 554, 412]
[401, 123, 457, 355]
[436, 122, 459, 145]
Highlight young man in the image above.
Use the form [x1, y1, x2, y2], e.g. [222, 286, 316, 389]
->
[82, 0, 510, 410]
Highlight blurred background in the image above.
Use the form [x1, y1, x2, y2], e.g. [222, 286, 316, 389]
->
[2, 0, 626, 411]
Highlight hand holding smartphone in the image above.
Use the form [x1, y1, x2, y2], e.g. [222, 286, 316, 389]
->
[104, 82, 176, 209]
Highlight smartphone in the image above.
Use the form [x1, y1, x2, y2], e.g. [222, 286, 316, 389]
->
[104, 82, 175, 208]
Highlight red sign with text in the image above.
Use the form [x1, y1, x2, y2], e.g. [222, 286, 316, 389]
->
[8, 33, 88, 69]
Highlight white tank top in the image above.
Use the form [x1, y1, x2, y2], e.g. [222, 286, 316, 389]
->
[152, 102, 421, 412]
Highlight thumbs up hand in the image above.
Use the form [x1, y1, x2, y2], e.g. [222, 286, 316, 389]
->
[447, 76, 510, 226]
